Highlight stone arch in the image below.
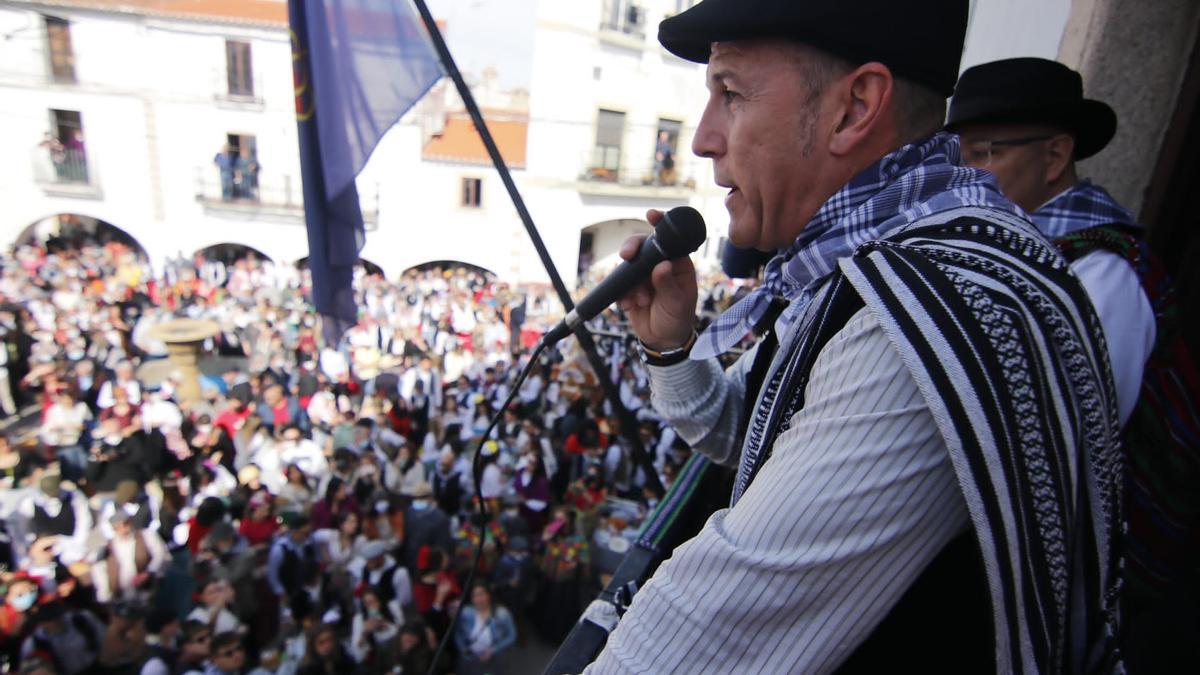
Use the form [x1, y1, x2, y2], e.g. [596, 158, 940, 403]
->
[13, 213, 149, 259]
[194, 242, 272, 266]
[294, 256, 385, 277]
[400, 259, 499, 280]
[577, 218, 651, 285]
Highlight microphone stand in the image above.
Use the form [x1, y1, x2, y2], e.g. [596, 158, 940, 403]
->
[411, 0, 664, 498]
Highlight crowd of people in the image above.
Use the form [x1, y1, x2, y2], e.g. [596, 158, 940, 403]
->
[0, 232, 739, 675]
[11, 0, 1191, 671]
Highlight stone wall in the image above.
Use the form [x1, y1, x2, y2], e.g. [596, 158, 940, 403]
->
[1058, 0, 1200, 215]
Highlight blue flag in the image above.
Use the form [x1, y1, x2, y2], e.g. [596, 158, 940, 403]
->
[289, 0, 442, 341]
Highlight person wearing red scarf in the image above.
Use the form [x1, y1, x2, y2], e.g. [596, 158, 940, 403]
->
[238, 493, 278, 547]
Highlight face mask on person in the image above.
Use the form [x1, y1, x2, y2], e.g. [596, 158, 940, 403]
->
[105, 434, 122, 446]
[411, 499, 430, 511]
[10, 592, 37, 612]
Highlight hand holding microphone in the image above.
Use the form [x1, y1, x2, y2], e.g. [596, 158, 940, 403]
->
[617, 208, 705, 352]
[542, 206, 706, 349]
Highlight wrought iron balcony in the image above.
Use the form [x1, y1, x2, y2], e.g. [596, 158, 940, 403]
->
[576, 150, 702, 198]
[32, 148, 102, 199]
[194, 168, 378, 228]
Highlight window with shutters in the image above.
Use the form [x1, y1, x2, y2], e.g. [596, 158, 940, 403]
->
[653, 118, 682, 185]
[49, 109, 88, 183]
[44, 16, 75, 84]
[590, 109, 625, 181]
[226, 40, 254, 98]
[601, 0, 645, 38]
[218, 133, 259, 201]
[461, 177, 482, 208]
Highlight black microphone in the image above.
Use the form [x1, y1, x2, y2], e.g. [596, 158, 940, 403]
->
[542, 206, 707, 345]
[721, 241, 774, 279]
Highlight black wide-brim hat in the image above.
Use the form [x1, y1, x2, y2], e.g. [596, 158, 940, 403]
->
[946, 58, 1117, 159]
[658, 0, 970, 97]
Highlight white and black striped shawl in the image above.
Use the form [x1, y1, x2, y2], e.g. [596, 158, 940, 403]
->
[742, 206, 1123, 673]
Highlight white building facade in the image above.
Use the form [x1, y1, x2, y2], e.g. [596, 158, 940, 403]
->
[0, 0, 722, 288]
[0, 0, 1095, 288]
[0, 0, 327, 268]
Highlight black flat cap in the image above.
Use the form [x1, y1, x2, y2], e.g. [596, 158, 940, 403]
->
[946, 58, 1117, 160]
[658, 0, 970, 96]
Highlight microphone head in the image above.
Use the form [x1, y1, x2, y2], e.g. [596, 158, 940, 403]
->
[656, 206, 707, 258]
[721, 242, 774, 279]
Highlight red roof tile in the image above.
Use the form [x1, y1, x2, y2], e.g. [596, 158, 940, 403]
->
[37, 0, 289, 26]
[422, 114, 527, 168]
[39, 1, 449, 29]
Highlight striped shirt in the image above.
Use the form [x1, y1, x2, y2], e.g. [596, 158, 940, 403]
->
[586, 307, 969, 674]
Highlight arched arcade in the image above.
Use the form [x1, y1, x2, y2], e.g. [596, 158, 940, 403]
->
[577, 218, 652, 286]
[295, 256, 385, 278]
[13, 213, 149, 259]
[401, 260, 499, 281]
[194, 243, 273, 266]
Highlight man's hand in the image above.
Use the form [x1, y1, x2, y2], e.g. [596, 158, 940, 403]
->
[616, 209, 698, 351]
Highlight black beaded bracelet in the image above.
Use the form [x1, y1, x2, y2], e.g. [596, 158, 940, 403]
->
[637, 331, 698, 367]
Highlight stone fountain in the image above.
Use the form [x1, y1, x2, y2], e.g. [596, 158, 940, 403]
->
[146, 318, 220, 406]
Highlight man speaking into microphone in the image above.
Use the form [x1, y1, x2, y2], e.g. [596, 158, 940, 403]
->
[584, 1, 1123, 673]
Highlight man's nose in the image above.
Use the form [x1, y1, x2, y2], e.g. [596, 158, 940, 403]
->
[692, 98, 725, 159]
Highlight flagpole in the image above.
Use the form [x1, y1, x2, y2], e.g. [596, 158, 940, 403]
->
[411, 0, 664, 497]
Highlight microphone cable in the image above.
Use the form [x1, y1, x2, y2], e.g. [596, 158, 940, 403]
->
[427, 338, 549, 674]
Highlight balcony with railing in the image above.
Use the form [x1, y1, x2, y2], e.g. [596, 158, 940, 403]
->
[194, 168, 379, 228]
[32, 147, 102, 199]
[576, 148, 702, 198]
[599, 0, 647, 49]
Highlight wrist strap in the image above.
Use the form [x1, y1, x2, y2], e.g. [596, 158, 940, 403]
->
[638, 331, 697, 366]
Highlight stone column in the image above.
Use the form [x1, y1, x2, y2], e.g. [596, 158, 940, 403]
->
[149, 319, 219, 407]
[1059, 0, 1200, 214]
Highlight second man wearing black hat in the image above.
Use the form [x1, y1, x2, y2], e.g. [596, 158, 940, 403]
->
[947, 57, 1155, 426]
[949, 57, 1200, 674]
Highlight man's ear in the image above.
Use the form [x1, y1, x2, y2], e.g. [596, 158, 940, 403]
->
[828, 62, 894, 157]
[1044, 133, 1076, 184]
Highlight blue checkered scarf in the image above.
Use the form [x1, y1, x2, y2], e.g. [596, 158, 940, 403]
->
[692, 132, 1021, 360]
[1030, 179, 1140, 237]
